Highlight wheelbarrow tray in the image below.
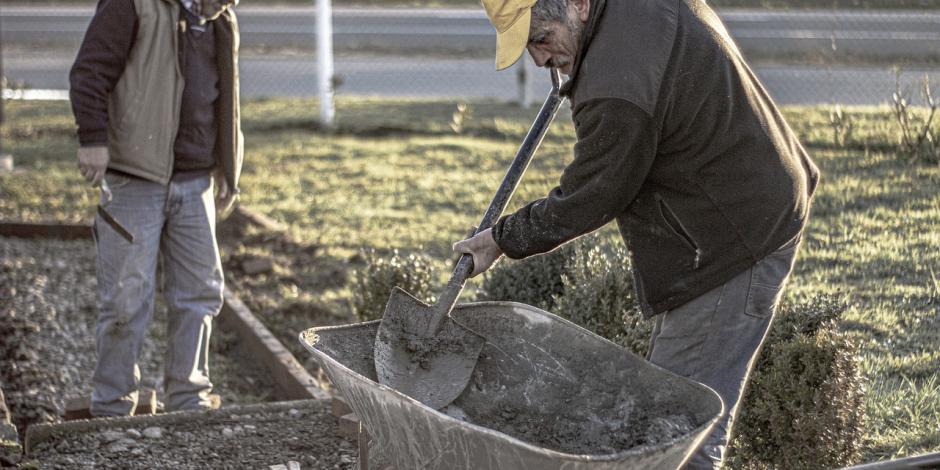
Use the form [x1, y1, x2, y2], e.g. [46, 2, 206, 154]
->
[300, 301, 723, 470]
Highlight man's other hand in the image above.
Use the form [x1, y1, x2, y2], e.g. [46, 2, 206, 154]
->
[214, 168, 237, 217]
[453, 227, 504, 277]
[77, 146, 109, 186]
[194, 0, 238, 21]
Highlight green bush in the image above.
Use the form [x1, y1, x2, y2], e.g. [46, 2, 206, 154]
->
[351, 249, 436, 322]
[726, 295, 866, 470]
[478, 243, 575, 311]
[551, 240, 652, 357]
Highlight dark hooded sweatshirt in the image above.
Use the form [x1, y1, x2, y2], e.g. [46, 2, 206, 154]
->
[492, 0, 820, 316]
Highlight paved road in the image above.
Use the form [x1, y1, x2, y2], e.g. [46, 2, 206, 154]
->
[2, 7, 938, 105]
[3, 6, 940, 61]
[4, 49, 936, 105]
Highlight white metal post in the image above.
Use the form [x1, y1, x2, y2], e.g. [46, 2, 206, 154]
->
[515, 55, 536, 108]
[316, 0, 335, 127]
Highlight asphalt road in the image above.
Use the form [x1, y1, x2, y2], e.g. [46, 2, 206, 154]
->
[3, 6, 940, 60]
[2, 7, 938, 105]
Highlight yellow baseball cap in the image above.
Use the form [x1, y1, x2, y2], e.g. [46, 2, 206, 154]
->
[482, 0, 537, 70]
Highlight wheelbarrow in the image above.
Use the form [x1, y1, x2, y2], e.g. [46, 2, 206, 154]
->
[300, 301, 724, 469]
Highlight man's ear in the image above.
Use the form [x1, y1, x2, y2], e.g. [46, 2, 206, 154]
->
[571, 0, 591, 23]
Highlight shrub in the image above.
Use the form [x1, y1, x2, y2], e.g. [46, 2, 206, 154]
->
[351, 249, 436, 322]
[829, 105, 855, 148]
[726, 295, 866, 470]
[892, 72, 939, 164]
[478, 242, 575, 311]
[551, 240, 652, 357]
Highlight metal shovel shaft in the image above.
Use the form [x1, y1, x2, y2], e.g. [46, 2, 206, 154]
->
[426, 68, 565, 334]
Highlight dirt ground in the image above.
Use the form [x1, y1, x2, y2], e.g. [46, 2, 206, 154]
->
[0, 220, 356, 468]
[22, 400, 357, 469]
[216, 211, 357, 377]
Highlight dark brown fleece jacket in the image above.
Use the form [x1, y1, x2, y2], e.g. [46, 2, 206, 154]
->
[493, 0, 820, 316]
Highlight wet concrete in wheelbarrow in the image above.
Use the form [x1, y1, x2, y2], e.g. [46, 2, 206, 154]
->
[376, 327, 699, 455]
[441, 347, 699, 456]
[314, 305, 714, 462]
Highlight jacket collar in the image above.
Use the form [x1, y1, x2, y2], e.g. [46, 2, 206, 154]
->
[559, 0, 607, 97]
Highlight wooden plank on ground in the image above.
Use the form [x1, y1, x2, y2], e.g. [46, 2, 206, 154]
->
[218, 288, 330, 401]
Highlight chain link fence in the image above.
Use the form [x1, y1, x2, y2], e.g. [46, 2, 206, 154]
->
[2, 5, 939, 107]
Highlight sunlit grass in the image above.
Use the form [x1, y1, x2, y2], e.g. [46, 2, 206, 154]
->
[2, 98, 939, 464]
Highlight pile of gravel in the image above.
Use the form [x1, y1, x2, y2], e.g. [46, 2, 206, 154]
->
[23, 400, 357, 469]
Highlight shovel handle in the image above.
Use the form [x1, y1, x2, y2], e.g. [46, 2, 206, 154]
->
[431, 69, 565, 330]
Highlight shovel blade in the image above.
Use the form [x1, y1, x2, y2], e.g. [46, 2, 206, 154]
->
[374, 287, 485, 409]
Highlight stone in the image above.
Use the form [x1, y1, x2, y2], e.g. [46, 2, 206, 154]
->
[287, 461, 301, 470]
[100, 431, 124, 443]
[340, 455, 356, 464]
[222, 427, 234, 438]
[117, 438, 136, 447]
[142, 427, 163, 439]
[0, 155, 13, 172]
[242, 256, 275, 275]
[288, 408, 300, 418]
[0, 423, 18, 444]
[107, 442, 128, 453]
[269, 465, 288, 470]
[125, 428, 142, 439]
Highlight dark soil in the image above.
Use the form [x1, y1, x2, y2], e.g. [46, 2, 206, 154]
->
[216, 214, 355, 375]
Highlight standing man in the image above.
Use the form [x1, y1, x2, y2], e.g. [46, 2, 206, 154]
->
[69, 0, 243, 416]
[454, 0, 819, 467]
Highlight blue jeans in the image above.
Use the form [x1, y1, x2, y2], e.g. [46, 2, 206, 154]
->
[648, 236, 801, 470]
[90, 171, 224, 416]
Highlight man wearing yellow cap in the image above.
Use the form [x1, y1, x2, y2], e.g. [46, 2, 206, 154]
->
[454, 0, 820, 467]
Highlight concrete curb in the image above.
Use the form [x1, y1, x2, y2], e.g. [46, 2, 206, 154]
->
[24, 399, 327, 455]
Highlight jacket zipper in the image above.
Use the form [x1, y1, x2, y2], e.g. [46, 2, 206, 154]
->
[655, 194, 702, 269]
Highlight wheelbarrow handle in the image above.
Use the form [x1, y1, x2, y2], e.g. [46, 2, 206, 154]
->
[433, 68, 566, 324]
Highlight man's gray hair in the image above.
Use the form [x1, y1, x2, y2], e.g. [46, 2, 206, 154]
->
[531, 0, 568, 29]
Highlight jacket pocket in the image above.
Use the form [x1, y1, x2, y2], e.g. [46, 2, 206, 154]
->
[655, 194, 702, 269]
[744, 238, 799, 318]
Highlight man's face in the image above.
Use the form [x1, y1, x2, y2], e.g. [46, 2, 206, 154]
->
[526, 0, 590, 75]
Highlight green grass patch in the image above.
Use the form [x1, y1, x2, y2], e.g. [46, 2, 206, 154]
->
[2, 97, 939, 464]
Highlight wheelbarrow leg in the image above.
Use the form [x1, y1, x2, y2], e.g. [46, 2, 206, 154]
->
[358, 422, 369, 470]
[358, 423, 395, 470]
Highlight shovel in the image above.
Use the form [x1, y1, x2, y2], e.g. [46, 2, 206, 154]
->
[374, 68, 565, 409]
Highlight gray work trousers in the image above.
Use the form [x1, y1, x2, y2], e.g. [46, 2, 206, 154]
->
[90, 171, 224, 416]
[648, 236, 801, 470]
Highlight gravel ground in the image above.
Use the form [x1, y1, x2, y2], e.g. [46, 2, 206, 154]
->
[22, 400, 356, 469]
[0, 236, 279, 465]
